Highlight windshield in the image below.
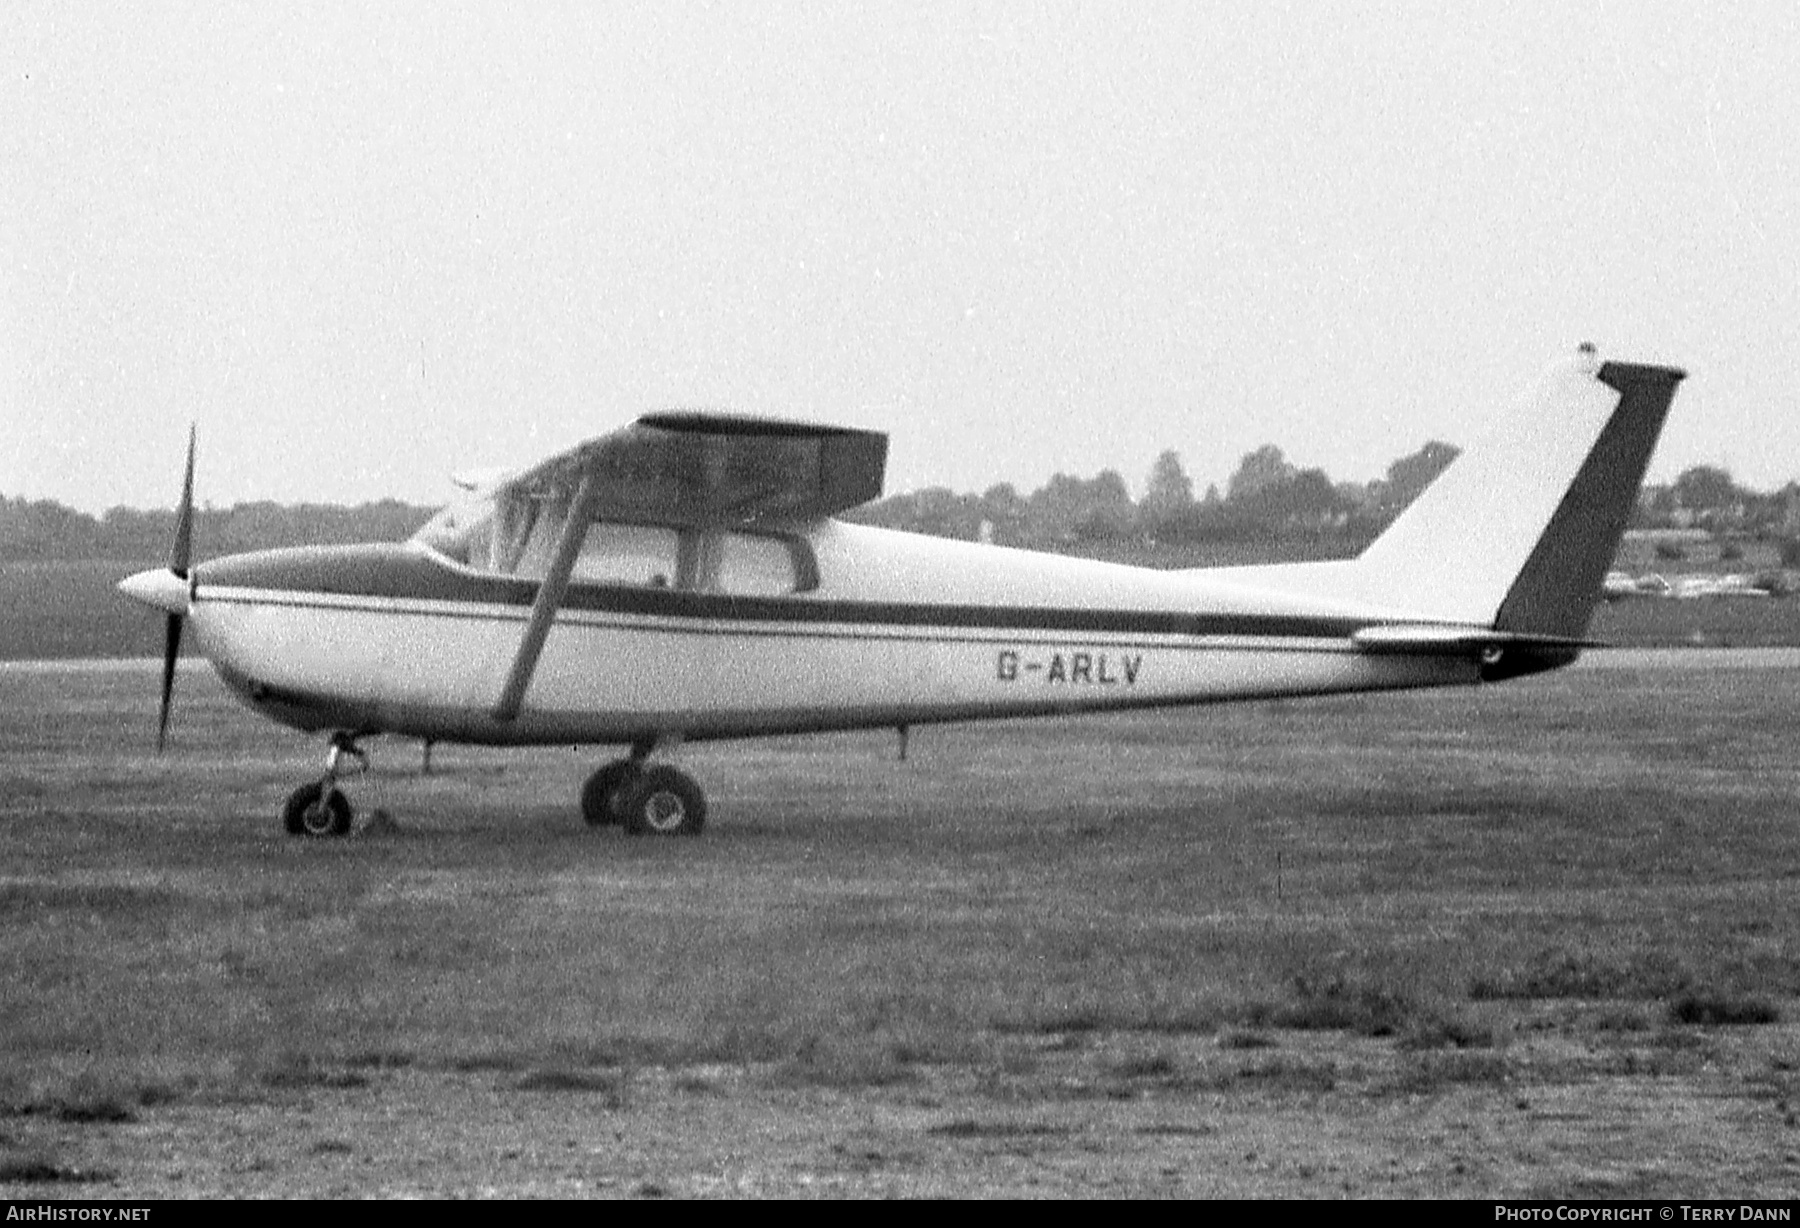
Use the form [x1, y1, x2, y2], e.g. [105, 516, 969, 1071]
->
[411, 494, 496, 568]
[411, 488, 553, 574]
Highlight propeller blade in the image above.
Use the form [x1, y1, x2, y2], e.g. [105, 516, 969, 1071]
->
[156, 424, 195, 751]
[157, 612, 183, 752]
[171, 424, 196, 578]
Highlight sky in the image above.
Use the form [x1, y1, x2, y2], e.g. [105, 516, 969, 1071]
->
[3, 1, 1795, 515]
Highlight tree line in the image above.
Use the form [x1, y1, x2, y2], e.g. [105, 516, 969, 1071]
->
[0, 498, 437, 561]
[3, 449, 1796, 562]
[846, 440, 1466, 548]
[1633, 465, 1800, 537]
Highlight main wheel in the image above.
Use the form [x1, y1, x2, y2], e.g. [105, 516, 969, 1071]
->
[618, 765, 706, 837]
[580, 759, 641, 828]
[283, 782, 353, 838]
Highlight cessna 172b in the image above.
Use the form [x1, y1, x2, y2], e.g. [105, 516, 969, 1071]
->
[119, 347, 1684, 840]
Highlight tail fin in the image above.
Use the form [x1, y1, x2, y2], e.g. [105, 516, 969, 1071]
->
[1352, 351, 1685, 635]
[1222, 350, 1686, 637]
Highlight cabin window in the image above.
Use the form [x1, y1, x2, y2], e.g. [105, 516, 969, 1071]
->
[714, 531, 805, 595]
[572, 523, 681, 587]
[504, 514, 680, 586]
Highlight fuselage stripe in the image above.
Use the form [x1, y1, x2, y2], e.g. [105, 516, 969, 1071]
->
[199, 585, 1367, 650]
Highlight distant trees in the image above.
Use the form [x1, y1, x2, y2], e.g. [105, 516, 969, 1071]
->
[0, 496, 107, 559]
[1226, 445, 1294, 505]
[1219, 446, 1346, 531]
[979, 483, 1029, 543]
[1671, 465, 1737, 516]
[849, 436, 1469, 548]
[0, 496, 436, 561]
[1635, 466, 1799, 538]
[1141, 450, 1194, 523]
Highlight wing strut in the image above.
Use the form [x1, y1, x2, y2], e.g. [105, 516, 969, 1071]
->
[492, 474, 600, 723]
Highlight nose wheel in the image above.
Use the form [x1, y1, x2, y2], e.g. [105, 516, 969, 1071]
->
[283, 732, 367, 839]
[284, 781, 353, 837]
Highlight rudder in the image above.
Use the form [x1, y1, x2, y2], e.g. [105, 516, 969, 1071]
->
[1492, 362, 1686, 636]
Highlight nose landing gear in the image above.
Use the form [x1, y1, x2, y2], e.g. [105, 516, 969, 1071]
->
[282, 732, 367, 838]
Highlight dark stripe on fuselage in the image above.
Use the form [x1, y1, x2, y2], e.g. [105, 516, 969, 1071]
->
[197, 543, 1375, 640]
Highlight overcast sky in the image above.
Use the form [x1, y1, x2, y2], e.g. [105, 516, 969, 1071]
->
[3, 1, 1794, 515]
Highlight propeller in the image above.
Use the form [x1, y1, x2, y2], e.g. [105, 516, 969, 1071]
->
[157, 425, 197, 750]
[117, 428, 197, 750]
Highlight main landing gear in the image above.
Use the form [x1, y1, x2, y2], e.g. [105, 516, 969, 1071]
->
[283, 732, 366, 839]
[580, 740, 706, 837]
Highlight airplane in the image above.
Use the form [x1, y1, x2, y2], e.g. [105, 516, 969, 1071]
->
[118, 346, 1685, 840]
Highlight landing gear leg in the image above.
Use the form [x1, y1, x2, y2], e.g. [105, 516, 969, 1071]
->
[283, 732, 366, 838]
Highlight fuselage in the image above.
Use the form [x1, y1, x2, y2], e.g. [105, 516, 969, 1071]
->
[177, 519, 1488, 747]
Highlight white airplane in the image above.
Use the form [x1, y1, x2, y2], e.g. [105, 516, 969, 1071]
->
[119, 347, 1684, 839]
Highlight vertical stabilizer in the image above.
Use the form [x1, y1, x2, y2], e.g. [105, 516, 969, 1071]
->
[1349, 352, 1685, 633]
[1217, 351, 1686, 636]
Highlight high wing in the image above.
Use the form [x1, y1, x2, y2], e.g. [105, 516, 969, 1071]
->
[499, 411, 888, 528]
[491, 412, 888, 722]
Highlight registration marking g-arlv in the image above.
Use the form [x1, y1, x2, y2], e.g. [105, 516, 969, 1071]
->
[996, 649, 1142, 686]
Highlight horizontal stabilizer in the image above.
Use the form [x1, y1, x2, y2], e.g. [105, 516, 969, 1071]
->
[1351, 624, 1593, 655]
[1351, 623, 1590, 681]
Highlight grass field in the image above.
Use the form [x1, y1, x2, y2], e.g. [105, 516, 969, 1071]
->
[2, 659, 1798, 1196]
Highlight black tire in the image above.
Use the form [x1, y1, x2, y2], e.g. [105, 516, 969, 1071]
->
[580, 759, 640, 828]
[283, 782, 353, 838]
[618, 765, 706, 837]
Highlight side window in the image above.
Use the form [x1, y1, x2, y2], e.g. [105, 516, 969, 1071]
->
[715, 531, 806, 596]
[573, 523, 680, 587]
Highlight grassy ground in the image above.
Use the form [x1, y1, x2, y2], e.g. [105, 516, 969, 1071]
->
[1, 660, 1797, 1195]
[1588, 593, 1800, 647]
